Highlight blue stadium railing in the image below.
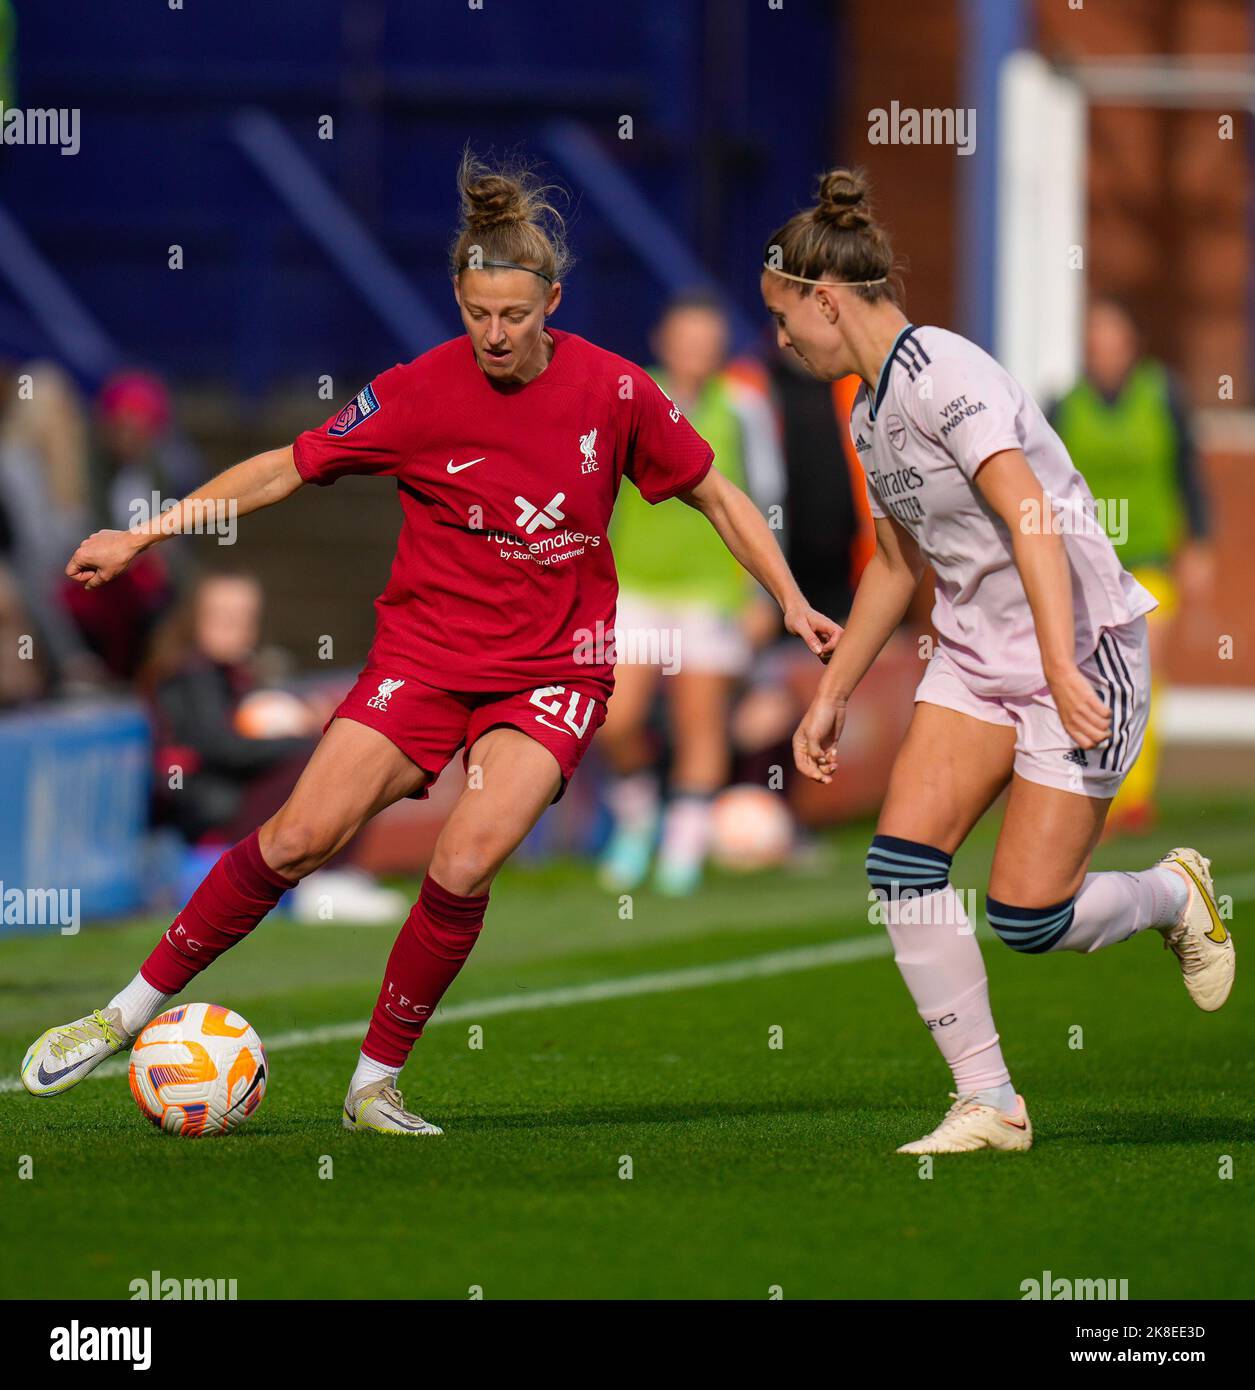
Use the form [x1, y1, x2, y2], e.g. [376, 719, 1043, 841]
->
[0, 199, 120, 384]
[231, 107, 446, 363]
[4, 0, 838, 389]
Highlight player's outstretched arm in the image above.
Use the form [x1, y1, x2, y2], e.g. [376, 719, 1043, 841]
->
[65, 445, 304, 591]
[680, 465, 839, 660]
[793, 514, 923, 783]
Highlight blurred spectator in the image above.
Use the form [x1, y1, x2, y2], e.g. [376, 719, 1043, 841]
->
[770, 350, 875, 622]
[91, 369, 200, 531]
[143, 569, 405, 924]
[0, 558, 44, 704]
[599, 291, 784, 895]
[60, 369, 204, 681]
[0, 359, 104, 693]
[61, 541, 172, 682]
[143, 570, 315, 843]
[1049, 296, 1213, 835]
[727, 356, 876, 796]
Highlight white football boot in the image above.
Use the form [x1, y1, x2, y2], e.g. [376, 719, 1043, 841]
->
[1156, 847, 1234, 1012]
[342, 1080, 444, 1136]
[896, 1092, 1033, 1155]
[21, 1007, 132, 1096]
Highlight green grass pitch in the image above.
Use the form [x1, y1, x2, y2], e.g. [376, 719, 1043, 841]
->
[3, 793, 1252, 1300]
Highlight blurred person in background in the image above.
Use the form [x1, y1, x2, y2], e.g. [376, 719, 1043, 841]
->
[772, 348, 875, 623]
[0, 359, 104, 693]
[63, 369, 202, 681]
[598, 291, 785, 895]
[0, 492, 46, 704]
[1049, 296, 1213, 836]
[91, 369, 201, 532]
[143, 569, 406, 924]
[728, 350, 876, 791]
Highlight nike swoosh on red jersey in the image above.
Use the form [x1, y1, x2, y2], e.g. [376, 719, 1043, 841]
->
[447, 457, 486, 473]
[534, 715, 574, 738]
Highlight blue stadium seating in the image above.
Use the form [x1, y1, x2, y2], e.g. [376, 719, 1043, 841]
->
[2, 0, 839, 392]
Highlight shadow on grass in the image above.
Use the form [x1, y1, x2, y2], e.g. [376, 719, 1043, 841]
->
[1035, 1112, 1255, 1146]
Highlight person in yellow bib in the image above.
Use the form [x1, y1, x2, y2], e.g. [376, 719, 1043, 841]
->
[599, 291, 784, 894]
[1049, 296, 1214, 835]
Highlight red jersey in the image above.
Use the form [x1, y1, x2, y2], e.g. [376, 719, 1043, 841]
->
[292, 329, 714, 699]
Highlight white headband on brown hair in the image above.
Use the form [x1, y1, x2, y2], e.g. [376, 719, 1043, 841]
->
[762, 264, 887, 288]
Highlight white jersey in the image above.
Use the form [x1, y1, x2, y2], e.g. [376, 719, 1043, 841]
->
[850, 324, 1157, 696]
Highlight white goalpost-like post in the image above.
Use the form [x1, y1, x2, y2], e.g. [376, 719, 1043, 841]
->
[996, 52, 1255, 748]
[996, 50, 1087, 408]
[996, 52, 1255, 407]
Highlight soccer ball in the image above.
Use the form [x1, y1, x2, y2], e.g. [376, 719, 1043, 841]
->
[709, 784, 795, 871]
[128, 1003, 267, 1137]
[234, 688, 312, 738]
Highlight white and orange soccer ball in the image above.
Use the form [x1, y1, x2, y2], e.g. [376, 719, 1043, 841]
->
[128, 1003, 267, 1138]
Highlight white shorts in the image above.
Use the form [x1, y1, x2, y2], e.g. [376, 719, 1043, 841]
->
[914, 618, 1151, 799]
[613, 592, 751, 677]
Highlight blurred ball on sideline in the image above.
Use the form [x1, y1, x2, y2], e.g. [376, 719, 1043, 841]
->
[709, 784, 794, 871]
[233, 688, 312, 738]
[129, 1003, 268, 1137]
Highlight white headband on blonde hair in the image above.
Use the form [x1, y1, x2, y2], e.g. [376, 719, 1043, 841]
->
[762, 264, 887, 288]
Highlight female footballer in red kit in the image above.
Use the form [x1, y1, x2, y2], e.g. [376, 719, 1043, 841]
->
[22, 154, 838, 1134]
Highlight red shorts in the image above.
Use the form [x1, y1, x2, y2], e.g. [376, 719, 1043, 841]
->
[327, 669, 607, 802]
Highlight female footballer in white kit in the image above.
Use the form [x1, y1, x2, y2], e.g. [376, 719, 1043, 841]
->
[761, 169, 1235, 1154]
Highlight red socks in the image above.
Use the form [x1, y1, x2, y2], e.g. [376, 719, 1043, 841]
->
[141, 844, 486, 1072]
[361, 874, 489, 1068]
[140, 830, 296, 993]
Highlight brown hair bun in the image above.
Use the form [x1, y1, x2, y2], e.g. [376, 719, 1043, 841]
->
[762, 166, 901, 304]
[461, 172, 533, 231]
[450, 149, 573, 283]
[816, 169, 872, 232]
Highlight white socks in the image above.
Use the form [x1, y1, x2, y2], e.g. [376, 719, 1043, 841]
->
[349, 1052, 399, 1098]
[607, 771, 660, 838]
[883, 884, 1015, 1104]
[880, 855, 1191, 1116]
[108, 974, 174, 1037]
[1052, 866, 1188, 954]
[657, 793, 713, 877]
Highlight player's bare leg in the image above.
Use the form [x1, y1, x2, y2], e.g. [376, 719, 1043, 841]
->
[597, 659, 663, 891]
[344, 727, 563, 1135]
[428, 725, 563, 896]
[877, 703, 1017, 855]
[987, 775, 1109, 906]
[259, 717, 431, 879]
[22, 719, 427, 1098]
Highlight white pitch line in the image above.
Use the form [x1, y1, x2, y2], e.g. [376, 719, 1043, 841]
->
[0, 933, 893, 1096]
